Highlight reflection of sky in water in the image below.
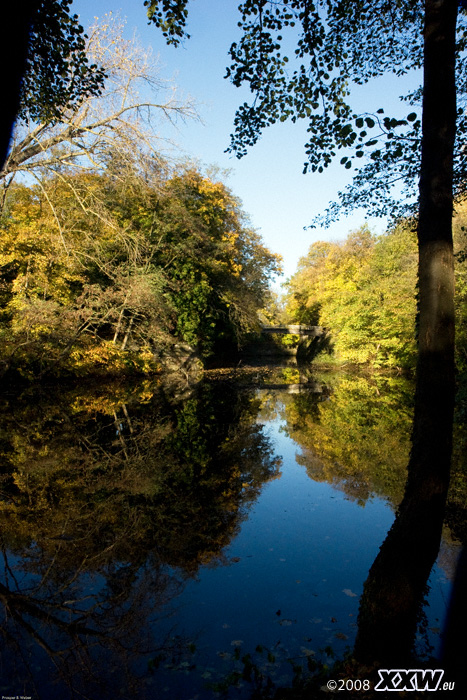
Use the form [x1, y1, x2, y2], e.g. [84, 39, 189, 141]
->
[160, 393, 453, 693]
[0, 378, 457, 698]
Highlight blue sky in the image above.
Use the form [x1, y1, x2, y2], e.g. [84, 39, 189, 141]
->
[73, 0, 419, 282]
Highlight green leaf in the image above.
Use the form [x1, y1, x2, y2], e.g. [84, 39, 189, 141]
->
[341, 124, 353, 137]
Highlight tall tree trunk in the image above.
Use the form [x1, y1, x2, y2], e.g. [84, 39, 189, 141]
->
[354, 0, 458, 665]
[1, 4, 38, 170]
[409, 0, 457, 522]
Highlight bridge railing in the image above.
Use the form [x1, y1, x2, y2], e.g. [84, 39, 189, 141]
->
[260, 325, 324, 336]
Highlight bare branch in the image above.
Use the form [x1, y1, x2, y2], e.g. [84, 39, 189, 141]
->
[2, 14, 198, 183]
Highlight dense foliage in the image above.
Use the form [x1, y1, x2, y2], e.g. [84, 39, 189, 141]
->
[19, 0, 106, 124]
[0, 164, 281, 379]
[285, 210, 467, 372]
[285, 223, 417, 369]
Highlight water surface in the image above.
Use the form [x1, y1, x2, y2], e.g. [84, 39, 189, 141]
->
[0, 365, 459, 698]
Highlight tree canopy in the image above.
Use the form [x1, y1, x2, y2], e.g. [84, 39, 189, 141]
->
[0, 162, 281, 379]
[0, 7, 282, 381]
[146, 0, 466, 219]
[1, 1, 106, 169]
[6, 2, 467, 220]
[285, 222, 419, 369]
[2, 15, 195, 186]
[19, 0, 106, 124]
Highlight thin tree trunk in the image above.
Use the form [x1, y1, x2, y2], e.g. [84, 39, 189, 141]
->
[113, 290, 131, 344]
[121, 404, 134, 434]
[113, 307, 125, 344]
[355, 0, 458, 665]
[113, 410, 129, 461]
[121, 317, 134, 350]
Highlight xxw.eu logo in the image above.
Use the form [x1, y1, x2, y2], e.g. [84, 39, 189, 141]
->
[374, 669, 447, 692]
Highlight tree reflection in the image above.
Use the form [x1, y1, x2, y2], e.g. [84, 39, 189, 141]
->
[353, 430, 464, 690]
[349, 374, 466, 685]
[281, 371, 465, 687]
[353, 480, 448, 666]
[0, 378, 281, 698]
[282, 373, 414, 506]
[0, 544, 181, 699]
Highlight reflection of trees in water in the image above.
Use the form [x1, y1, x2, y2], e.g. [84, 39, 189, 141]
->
[0, 378, 281, 698]
[353, 450, 467, 697]
[280, 371, 466, 691]
[2, 371, 465, 697]
[0, 545, 181, 699]
[354, 483, 448, 667]
[282, 373, 414, 506]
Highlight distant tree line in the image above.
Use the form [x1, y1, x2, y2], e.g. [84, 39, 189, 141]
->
[284, 209, 467, 374]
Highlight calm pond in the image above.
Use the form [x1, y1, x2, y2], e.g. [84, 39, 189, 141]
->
[0, 363, 461, 699]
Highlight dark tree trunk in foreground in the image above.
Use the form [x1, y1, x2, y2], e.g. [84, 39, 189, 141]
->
[412, 0, 456, 518]
[0, 5, 38, 170]
[355, 0, 457, 665]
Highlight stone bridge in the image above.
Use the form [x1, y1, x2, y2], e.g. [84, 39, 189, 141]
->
[260, 324, 324, 337]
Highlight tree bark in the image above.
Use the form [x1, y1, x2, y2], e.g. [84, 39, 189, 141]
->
[354, 0, 458, 665]
[0, 4, 39, 170]
[411, 0, 457, 498]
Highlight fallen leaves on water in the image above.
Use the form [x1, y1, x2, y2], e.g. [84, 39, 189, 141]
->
[334, 632, 349, 640]
[300, 647, 316, 656]
[342, 588, 357, 597]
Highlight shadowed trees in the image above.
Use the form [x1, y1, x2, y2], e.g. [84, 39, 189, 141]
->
[0, 378, 282, 696]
